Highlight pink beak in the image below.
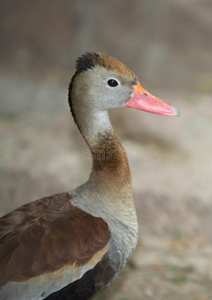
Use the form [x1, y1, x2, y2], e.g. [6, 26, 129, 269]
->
[125, 83, 180, 117]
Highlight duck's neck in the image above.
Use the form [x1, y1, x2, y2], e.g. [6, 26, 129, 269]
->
[76, 110, 132, 190]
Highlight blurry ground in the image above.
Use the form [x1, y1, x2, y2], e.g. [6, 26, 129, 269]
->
[0, 1, 212, 299]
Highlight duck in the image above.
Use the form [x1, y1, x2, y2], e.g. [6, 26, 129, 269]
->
[0, 52, 180, 300]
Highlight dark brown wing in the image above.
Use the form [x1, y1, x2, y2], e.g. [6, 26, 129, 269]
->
[0, 193, 67, 239]
[0, 192, 111, 287]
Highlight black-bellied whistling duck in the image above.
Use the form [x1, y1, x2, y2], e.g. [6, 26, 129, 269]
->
[0, 53, 179, 300]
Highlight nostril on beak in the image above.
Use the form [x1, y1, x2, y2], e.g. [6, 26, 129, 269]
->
[143, 93, 148, 96]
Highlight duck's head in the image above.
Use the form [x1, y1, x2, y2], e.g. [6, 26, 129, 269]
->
[69, 52, 180, 124]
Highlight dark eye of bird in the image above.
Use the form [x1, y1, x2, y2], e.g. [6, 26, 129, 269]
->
[107, 79, 119, 87]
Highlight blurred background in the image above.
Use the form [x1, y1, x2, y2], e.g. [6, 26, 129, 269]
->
[0, 0, 212, 299]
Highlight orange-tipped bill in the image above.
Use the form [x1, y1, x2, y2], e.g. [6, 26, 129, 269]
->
[125, 83, 180, 117]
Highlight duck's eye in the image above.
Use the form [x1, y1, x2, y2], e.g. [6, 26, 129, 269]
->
[107, 79, 119, 87]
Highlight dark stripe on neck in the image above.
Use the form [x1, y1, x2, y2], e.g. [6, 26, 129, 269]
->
[68, 71, 78, 126]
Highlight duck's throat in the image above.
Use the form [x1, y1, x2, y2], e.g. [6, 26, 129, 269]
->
[77, 110, 112, 145]
[76, 110, 132, 189]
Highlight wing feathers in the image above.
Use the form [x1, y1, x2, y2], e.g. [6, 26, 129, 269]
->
[0, 192, 111, 289]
